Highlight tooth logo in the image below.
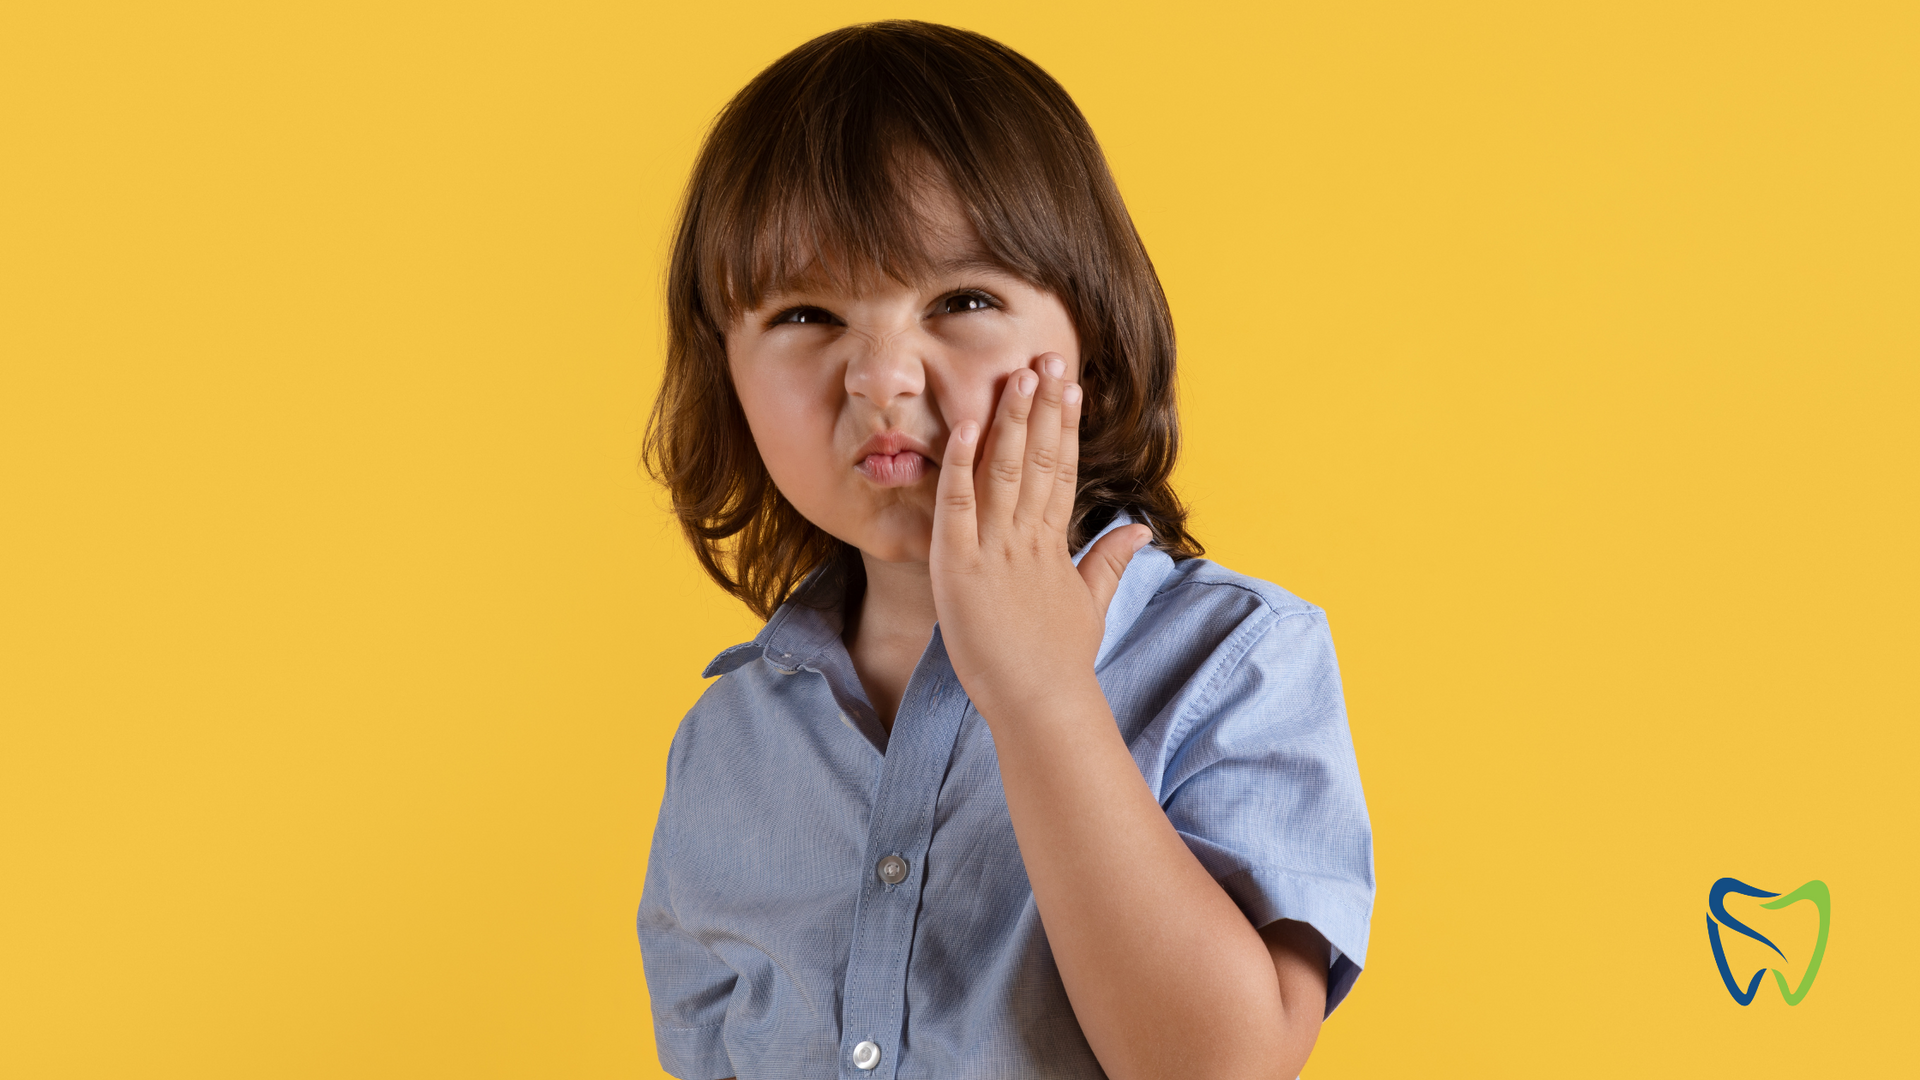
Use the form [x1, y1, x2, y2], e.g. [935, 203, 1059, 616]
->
[1706, 877, 1831, 1005]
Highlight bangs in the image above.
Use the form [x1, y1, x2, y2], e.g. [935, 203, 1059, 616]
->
[705, 128, 955, 319]
[685, 22, 1087, 325]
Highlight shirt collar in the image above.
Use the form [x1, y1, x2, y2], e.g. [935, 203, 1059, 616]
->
[702, 509, 1174, 678]
[700, 566, 845, 678]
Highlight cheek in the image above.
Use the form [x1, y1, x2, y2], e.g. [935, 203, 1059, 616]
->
[729, 358, 841, 495]
[926, 335, 1007, 429]
[934, 309, 1082, 425]
[935, 370, 1006, 434]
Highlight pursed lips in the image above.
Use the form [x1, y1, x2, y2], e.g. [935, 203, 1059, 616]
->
[853, 432, 938, 487]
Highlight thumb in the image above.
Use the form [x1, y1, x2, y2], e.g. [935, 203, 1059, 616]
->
[1078, 525, 1153, 619]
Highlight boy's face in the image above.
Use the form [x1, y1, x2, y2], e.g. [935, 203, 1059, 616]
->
[724, 186, 1082, 565]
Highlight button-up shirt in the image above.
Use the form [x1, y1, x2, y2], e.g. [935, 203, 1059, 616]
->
[638, 514, 1375, 1079]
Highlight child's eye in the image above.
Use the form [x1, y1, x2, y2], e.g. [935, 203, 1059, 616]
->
[768, 306, 841, 327]
[934, 291, 999, 316]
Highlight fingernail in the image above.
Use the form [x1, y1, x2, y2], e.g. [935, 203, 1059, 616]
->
[1043, 356, 1066, 379]
[1016, 371, 1037, 396]
[1063, 383, 1081, 406]
[957, 422, 979, 445]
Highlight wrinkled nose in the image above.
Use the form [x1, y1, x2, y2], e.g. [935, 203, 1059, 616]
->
[844, 334, 926, 409]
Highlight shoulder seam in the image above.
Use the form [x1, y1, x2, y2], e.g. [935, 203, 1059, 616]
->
[1154, 574, 1325, 622]
[1162, 603, 1283, 758]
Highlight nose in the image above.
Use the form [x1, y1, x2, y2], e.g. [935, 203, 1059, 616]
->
[844, 332, 926, 409]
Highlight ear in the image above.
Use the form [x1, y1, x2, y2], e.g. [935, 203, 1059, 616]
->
[1076, 525, 1154, 619]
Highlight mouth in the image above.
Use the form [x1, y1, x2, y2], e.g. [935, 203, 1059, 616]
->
[853, 431, 937, 488]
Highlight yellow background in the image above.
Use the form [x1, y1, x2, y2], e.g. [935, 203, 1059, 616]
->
[3, 1, 1914, 1075]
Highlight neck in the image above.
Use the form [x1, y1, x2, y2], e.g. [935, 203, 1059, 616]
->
[843, 553, 939, 732]
[855, 554, 938, 635]
[856, 553, 944, 657]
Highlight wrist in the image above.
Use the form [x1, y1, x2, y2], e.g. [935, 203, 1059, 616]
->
[967, 669, 1108, 733]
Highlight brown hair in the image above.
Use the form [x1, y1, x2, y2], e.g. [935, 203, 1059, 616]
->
[645, 19, 1202, 619]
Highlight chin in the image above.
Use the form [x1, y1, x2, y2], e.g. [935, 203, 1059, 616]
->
[847, 509, 935, 564]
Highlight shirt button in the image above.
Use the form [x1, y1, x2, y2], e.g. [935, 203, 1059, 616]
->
[852, 1040, 882, 1071]
[875, 854, 909, 886]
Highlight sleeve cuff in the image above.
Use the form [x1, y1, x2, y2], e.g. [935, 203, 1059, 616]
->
[1214, 865, 1373, 1017]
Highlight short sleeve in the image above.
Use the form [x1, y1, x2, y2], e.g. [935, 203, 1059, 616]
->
[1158, 608, 1375, 1015]
[636, 734, 738, 1080]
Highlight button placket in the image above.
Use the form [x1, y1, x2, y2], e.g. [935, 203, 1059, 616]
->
[836, 629, 972, 1080]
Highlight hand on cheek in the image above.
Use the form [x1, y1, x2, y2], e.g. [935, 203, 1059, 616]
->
[929, 353, 1154, 719]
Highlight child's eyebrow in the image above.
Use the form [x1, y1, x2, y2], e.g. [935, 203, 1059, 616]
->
[928, 254, 1015, 279]
[745, 253, 1014, 308]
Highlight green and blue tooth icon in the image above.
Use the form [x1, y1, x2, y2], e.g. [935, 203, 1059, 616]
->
[1706, 878, 1830, 1005]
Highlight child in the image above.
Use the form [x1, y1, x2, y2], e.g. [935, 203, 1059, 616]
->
[639, 21, 1373, 1080]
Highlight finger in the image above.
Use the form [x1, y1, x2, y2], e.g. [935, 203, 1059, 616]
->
[976, 367, 1037, 529]
[1044, 380, 1083, 532]
[1077, 525, 1153, 619]
[934, 420, 983, 556]
[1014, 354, 1068, 527]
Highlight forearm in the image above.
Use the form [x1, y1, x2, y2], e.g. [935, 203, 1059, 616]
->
[981, 675, 1320, 1080]
[926, 356, 1325, 1076]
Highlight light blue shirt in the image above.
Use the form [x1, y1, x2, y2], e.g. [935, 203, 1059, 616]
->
[638, 514, 1375, 1080]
